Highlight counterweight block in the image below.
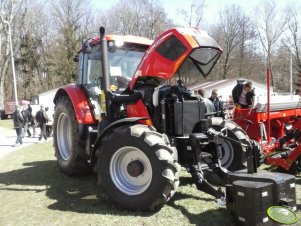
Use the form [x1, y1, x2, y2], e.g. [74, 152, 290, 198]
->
[226, 170, 296, 226]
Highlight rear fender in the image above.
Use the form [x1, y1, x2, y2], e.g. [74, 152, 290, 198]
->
[53, 85, 97, 124]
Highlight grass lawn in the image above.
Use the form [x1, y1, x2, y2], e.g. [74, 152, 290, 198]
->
[0, 118, 13, 129]
[0, 141, 300, 226]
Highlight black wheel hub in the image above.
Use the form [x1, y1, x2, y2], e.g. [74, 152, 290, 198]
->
[127, 160, 144, 177]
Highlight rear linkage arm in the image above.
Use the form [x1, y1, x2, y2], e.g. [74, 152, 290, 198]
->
[188, 127, 255, 204]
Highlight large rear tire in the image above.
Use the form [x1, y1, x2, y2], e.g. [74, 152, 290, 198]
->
[208, 117, 252, 171]
[53, 96, 90, 176]
[96, 124, 180, 210]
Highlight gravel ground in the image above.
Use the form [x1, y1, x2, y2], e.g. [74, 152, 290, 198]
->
[0, 126, 48, 159]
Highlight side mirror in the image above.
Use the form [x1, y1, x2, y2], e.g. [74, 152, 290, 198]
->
[82, 39, 92, 54]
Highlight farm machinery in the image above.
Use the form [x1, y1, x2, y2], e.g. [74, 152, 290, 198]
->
[233, 94, 301, 174]
[52, 27, 297, 225]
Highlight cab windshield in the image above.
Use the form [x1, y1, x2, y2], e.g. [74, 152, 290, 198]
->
[81, 42, 148, 120]
[85, 43, 147, 90]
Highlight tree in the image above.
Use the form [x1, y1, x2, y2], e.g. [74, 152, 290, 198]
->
[283, 2, 301, 88]
[177, 0, 206, 27]
[97, 0, 172, 40]
[50, 0, 95, 84]
[211, 4, 256, 79]
[254, 0, 287, 88]
[0, 0, 27, 103]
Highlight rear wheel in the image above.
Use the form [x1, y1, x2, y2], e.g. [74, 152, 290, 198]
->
[53, 96, 90, 176]
[208, 117, 252, 171]
[96, 124, 180, 210]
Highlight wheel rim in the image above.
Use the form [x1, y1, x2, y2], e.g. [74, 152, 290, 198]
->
[57, 112, 72, 160]
[110, 146, 152, 195]
[220, 141, 234, 168]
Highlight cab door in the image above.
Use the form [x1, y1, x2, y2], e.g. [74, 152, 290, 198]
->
[80, 45, 104, 121]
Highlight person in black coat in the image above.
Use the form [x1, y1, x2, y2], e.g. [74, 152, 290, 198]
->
[13, 105, 24, 146]
[208, 89, 224, 118]
[232, 80, 255, 109]
[27, 104, 36, 136]
[21, 105, 32, 137]
[36, 104, 48, 141]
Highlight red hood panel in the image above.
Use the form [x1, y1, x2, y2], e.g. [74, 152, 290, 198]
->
[129, 27, 222, 90]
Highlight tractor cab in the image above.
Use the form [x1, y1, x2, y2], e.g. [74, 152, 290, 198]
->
[76, 35, 152, 120]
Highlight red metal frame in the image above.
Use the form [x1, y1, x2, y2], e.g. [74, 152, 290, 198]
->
[126, 99, 153, 125]
[233, 106, 301, 171]
[267, 68, 271, 143]
[233, 67, 301, 172]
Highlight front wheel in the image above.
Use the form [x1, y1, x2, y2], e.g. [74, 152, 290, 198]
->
[208, 117, 253, 171]
[96, 124, 180, 210]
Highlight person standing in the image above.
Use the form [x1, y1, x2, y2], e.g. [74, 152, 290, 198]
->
[208, 89, 224, 118]
[45, 107, 53, 137]
[197, 89, 206, 98]
[27, 104, 36, 137]
[21, 105, 32, 137]
[12, 105, 24, 146]
[36, 105, 48, 141]
[232, 80, 255, 109]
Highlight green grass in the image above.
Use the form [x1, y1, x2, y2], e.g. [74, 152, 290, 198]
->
[0, 118, 13, 129]
[0, 142, 300, 226]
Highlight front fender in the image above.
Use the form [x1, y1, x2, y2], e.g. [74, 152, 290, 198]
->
[54, 84, 97, 124]
[90, 117, 147, 169]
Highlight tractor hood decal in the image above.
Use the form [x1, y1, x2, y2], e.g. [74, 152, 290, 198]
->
[129, 27, 222, 90]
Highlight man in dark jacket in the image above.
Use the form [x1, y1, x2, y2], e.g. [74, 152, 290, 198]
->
[208, 89, 224, 118]
[36, 104, 48, 141]
[21, 105, 32, 137]
[27, 104, 36, 136]
[232, 80, 255, 109]
[13, 105, 24, 146]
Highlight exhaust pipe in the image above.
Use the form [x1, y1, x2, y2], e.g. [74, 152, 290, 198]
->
[99, 27, 111, 119]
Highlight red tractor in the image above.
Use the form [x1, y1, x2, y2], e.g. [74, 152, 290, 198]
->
[233, 94, 301, 174]
[53, 27, 296, 224]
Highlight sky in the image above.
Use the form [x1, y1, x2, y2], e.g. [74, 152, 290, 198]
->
[92, 0, 300, 26]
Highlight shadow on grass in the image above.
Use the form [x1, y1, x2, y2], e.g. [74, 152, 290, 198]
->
[4, 160, 298, 225]
[0, 160, 217, 220]
[179, 175, 194, 186]
[0, 160, 121, 214]
[168, 192, 234, 226]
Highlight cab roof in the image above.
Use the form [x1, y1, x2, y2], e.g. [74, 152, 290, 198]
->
[90, 35, 153, 46]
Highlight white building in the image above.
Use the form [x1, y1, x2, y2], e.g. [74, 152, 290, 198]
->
[30, 87, 58, 117]
[189, 78, 274, 102]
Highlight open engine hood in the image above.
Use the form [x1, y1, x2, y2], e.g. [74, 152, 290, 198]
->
[129, 27, 223, 90]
